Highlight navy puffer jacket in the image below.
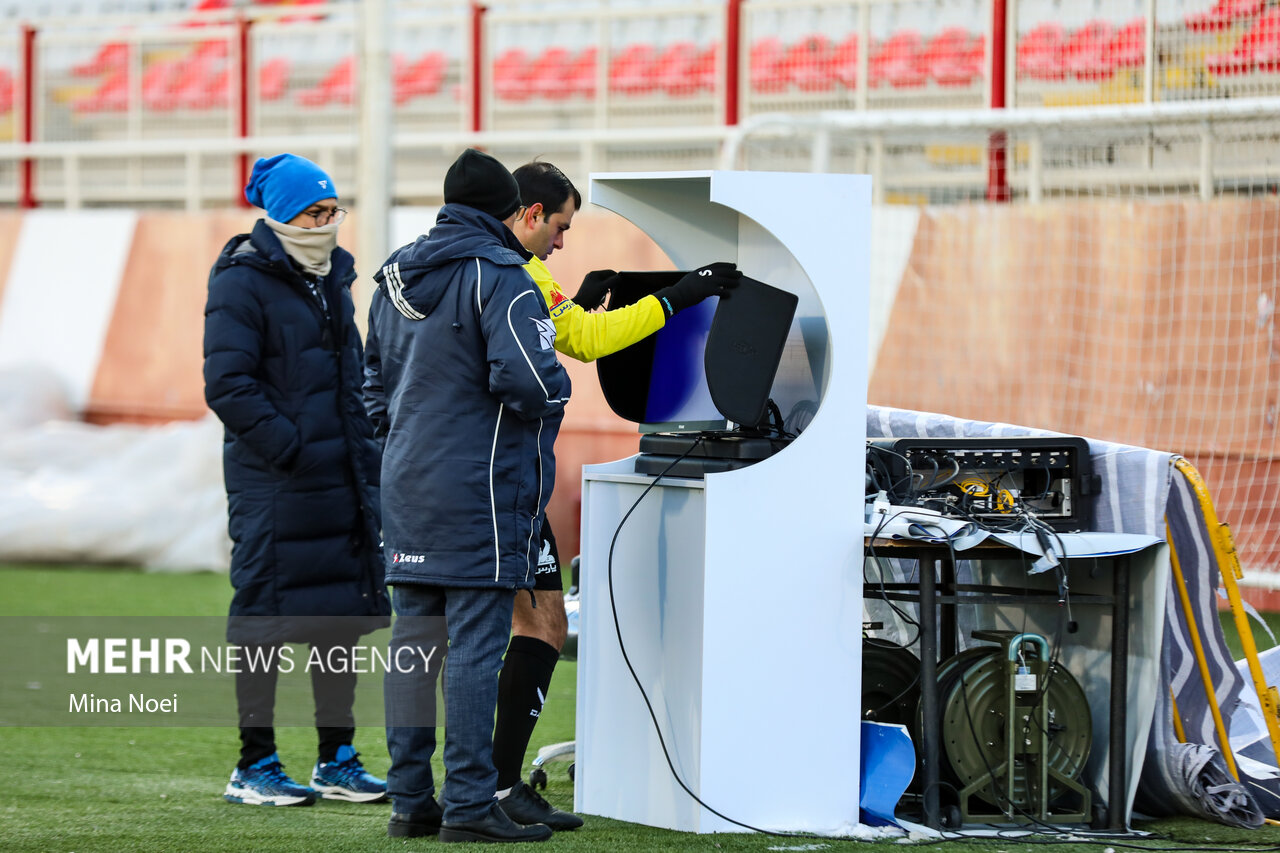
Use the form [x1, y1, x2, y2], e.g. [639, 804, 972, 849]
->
[363, 204, 570, 589]
[204, 219, 390, 644]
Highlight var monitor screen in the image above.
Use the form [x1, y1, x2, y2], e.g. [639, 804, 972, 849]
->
[596, 271, 798, 431]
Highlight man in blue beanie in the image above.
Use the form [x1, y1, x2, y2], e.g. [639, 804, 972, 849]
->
[363, 148, 567, 843]
[204, 153, 390, 807]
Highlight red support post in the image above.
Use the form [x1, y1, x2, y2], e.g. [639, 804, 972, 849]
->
[986, 0, 1010, 202]
[20, 24, 36, 209]
[470, 2, 486, 133]
[236, 15, 252, 206]
[725, 0, 741, 126]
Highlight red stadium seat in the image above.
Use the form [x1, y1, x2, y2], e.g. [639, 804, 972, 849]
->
[1186, 0, 1265, 33]
[181, 63, 230, 110]
[528, 46, 575, 99]
[72, 41, 128, 77]
[73, 68, 129, 112]
[868, 30, 922, 88]
[932, 32, 984, 87]
[782, 35, 834, 92]
[492, 47, 533, 101]
[0, 68, 14, 114]
[750, 36, 788, 93]
[686, 42, 718, 94]
[652, 41, 702, 96]
[1206, 6, 1280, 75]
[1105, 18, 1146, 72]
[565, 46, 598, 98]
[914, 27, 974, 87]
[394, 51, 445, 105]
[1016, 21, 1065, 80]
[1062, 19, 1113, 80]
[609, 43, 657, 95]
[830, 34, 859, 89]
[258, 56, 292, 102]
[294, 55, 354, 107]
[141, 58, 188, 111]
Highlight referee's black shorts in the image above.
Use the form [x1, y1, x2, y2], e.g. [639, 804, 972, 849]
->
[532, 516, 562, 592]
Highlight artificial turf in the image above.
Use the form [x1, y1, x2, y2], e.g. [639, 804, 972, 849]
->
[2, 564, 1278, 853]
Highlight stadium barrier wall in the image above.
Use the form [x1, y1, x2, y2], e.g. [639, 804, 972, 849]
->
[0, 200, 1276, 609]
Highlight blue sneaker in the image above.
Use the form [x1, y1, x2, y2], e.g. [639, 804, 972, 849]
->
[224, 753, 317, 806]
[311, 744, 388, 803]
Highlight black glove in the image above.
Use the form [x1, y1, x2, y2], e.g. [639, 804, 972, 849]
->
[651, 262, 742, 318]
[573, 269, 618, 311]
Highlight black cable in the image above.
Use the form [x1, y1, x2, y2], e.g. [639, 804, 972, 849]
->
[606, 437, 819, 838]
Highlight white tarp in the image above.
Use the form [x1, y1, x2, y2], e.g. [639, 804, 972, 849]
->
[0, 367, 230, 572]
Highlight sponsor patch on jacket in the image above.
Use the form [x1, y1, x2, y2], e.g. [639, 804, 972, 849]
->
[549, 289, 567, 307]
[533, 316, 556, 351]
[535, 539, 557, 575]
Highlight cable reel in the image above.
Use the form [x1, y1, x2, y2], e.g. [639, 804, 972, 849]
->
[861, 637, 921, 727]
[938, 631, 1092, 824]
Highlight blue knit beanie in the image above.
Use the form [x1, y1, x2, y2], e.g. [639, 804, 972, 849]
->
[244, 153, 337, 223]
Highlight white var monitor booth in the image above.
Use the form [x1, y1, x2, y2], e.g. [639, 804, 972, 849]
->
[576, 170, 871, 834]
[573, 170, 1165, 836]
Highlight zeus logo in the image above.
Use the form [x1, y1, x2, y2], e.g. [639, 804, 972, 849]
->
[392, 552, 426, 564]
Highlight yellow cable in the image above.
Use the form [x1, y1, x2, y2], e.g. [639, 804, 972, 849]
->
[1167, 526, 1239, 779]
[1173, 458, 1280, 772]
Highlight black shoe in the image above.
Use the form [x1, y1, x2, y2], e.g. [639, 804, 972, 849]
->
[439, 802, 552, 843]
[498, 781, 584, 831]
[388, 800, 443, 838]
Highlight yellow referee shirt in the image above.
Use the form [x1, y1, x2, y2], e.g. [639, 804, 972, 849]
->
[525, 256, 667, 363]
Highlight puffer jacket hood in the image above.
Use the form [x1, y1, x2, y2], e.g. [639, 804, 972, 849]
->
[376, 203, 531, 320]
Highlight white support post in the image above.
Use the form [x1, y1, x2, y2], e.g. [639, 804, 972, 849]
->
[356, 0, 392, 330]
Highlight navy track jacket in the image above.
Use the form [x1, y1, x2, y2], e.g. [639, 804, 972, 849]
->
[364, 204, 571, 589]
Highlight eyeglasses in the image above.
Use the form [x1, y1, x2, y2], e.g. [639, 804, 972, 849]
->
[301, 206, 347, 226]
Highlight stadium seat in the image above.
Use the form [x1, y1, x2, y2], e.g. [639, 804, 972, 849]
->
[830, 34, 859, 89]
[294, 55, 354, 107]
[141, 58, 188, 111]
[258, 56, 292, 102]
[686, 42, 718, 94]
[1016, 21, 1065, 80]
[932, 32, 984, 87]
[181, 63, 230, 110]
[565, 46, 598, 98]
[492, 47, 533, 101]
[608, 43, 657, 95]
[782, 35, 834, 92]
[0, 68, 14, 114]
[1062, 19, 1113, 80]
[1104, 18, 1146, 72]
[528, 46, 575, 100]
[750, 36, 788, 93]
[393, 51, 445, 105]
[914, 27, 975, 88]
[73, 68, 129, 112]
[868, 29, 922, 88]
[1185, 0, 1265, 33]
[652, 41, 703, 96]
[72, 41, 128, 77]
[1205, 6, 1280, 75]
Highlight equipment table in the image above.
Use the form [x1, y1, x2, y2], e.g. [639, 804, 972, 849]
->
[862, 536, 1135, 831]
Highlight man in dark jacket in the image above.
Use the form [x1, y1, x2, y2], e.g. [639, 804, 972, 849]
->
[365, 149, 567, 844]
[204, 153, 390, 807]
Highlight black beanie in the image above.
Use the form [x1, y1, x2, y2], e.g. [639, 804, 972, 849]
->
[443, 148, 522, 222]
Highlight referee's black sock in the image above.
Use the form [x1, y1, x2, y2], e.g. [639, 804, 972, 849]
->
[493, 635, 560, 792]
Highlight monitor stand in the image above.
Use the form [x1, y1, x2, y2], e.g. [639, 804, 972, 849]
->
[634, 431, 792, 477]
